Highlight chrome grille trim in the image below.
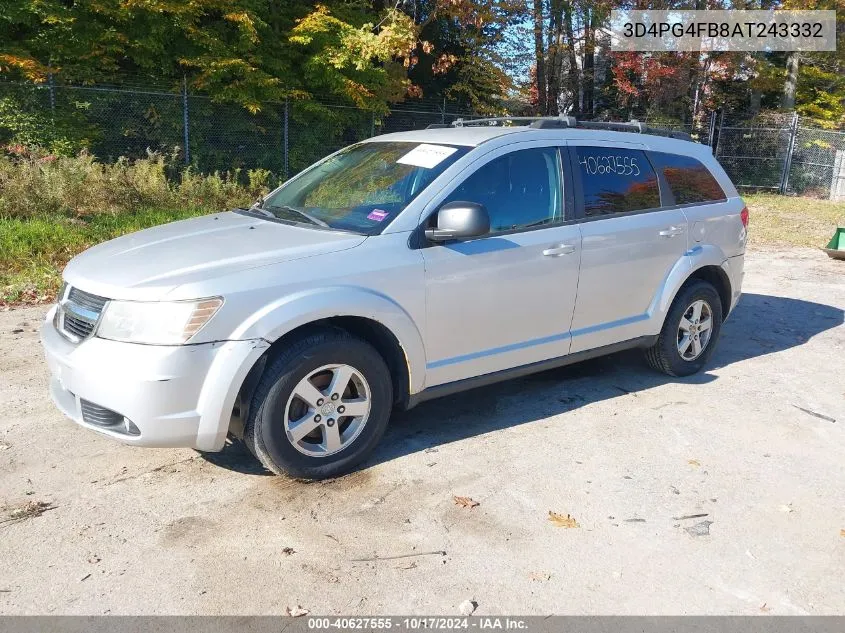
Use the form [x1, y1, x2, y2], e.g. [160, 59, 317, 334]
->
[63, 314, 92, 339]
[68, 287, 107, 312]
[56, 285, 109, 343]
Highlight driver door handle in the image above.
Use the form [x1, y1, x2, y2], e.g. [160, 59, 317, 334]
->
[543, 243, 576, 257]
[658, 226, 685, 238]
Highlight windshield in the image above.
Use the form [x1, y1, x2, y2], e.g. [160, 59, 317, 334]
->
[254, 141, 469, 234]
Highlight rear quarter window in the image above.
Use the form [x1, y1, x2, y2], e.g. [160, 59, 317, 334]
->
[574, 147, 661, 217]
[650, 152, 726, 205]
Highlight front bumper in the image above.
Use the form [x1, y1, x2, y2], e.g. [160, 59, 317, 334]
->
[40, 306, 269, 451]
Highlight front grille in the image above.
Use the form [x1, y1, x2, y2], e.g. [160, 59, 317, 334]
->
[62, 314, 92, 339]
[68, 287, 108, 312]
[80, 400, 123, 428]
[56, 285, 108, 342]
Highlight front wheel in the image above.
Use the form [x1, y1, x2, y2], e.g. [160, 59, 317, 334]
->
[244, 329, 393, 479]
[645, 280, 723, 377]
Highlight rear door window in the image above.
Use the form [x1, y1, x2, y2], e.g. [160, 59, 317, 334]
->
[650, 153, 726, 205]
[574, 147, 661, 217]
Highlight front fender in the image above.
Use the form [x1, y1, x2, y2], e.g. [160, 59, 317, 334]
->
[650, 245, 728, 329]
[230, 286, 427, 394]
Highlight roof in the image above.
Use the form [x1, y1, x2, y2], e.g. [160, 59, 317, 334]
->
[366, 124, 707, 155]
[367, 126, 523, 147]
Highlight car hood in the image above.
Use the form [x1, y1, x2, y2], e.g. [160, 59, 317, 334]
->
[63, 211, 367, 301]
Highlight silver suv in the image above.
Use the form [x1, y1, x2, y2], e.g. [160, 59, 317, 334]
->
[41, 118, 747, 479]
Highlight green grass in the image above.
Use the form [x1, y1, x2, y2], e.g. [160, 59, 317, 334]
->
[0, 208, 210, 305]
[2, 194, 844, 306]
[744, 193, 845, 248]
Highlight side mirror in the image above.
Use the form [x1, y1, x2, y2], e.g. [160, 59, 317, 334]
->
[425, 201, 490, 242]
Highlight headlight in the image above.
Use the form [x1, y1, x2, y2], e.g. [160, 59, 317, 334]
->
[97, 298, 223, 345]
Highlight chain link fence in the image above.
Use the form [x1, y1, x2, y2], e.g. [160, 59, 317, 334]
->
[2, 78, 845, 199]
[0, 79, 476, 181]
[714, 111, 845, 199]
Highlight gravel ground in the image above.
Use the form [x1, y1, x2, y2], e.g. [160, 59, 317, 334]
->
[0, 248, 843, 615]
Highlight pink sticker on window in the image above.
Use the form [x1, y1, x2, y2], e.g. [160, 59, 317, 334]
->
[367, 209, 389, 222]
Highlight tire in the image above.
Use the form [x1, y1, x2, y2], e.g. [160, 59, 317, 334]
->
[645, 280, 723, 377]
[244, 328, 393, 479]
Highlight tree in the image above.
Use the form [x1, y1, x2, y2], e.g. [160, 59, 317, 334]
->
[401, 0, 527, 113]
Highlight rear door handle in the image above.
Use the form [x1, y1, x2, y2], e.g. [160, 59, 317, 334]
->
[543, 244, 576, 257]
[658, 226, 685, 238]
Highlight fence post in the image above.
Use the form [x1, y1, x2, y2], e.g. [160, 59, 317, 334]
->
[714, 110, 725, 157]
[371, 112, 376, 137]
[779, 112, 799, 195]
[707, 111, 716, 151]
[182, 75, 190, 166]
[442, 97, 446, 124]
[48, 69, 55, 114]
[284, 97, 289, 180]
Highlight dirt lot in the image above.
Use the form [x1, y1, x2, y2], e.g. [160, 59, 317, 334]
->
[0, 247, 843, 615]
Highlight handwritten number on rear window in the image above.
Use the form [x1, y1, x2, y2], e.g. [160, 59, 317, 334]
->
[579, 154, 640, 177]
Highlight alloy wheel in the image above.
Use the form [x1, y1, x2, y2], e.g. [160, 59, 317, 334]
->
[284, 364, 371, 457]
[676, 299, 714, 361]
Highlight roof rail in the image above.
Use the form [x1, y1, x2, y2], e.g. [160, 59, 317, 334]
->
[452, 116, 561, 127]
[438, 115, 693, 142]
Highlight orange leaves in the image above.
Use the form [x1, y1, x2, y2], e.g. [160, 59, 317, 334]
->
[433, 53, 458, 76]
[0, 55, 50, 83]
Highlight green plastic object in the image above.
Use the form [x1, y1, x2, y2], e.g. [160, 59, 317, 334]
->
[823, 227, 845, 260]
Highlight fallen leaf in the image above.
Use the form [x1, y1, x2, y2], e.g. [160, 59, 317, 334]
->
[282, 547, 295, 555]
[286, 606, 309, 617]
[548, 511, 580, 528]
[687, 459, 701, 467]
[779, 504, 793, 513]
[453, 496, 479, 509]
[528, 571, 551, 581]
[760, 603, 771, 612]
[840, 529, 845, 537]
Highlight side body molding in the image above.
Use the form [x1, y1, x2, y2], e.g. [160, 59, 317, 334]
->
[230, 286, 427, 395]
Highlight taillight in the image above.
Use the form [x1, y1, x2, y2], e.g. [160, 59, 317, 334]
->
[740, 206, 749, 228]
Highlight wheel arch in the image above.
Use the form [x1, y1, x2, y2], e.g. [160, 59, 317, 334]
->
[229, 316, 412, 440]
[226, 289, 424, 439]
[654, 246, 732, 325]
[685, 264, 732, 317]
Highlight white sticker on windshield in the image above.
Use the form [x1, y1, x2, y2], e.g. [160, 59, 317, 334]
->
[397, 144, 458, 169]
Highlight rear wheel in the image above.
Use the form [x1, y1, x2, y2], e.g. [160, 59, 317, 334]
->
[244, 328, 392, 479]
[645, 280, 723, 377]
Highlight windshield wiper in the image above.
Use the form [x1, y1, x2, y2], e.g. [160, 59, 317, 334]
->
[242, 205, 274, 218]
[266, 204, 330, 228]
[240, 203, 364, 236]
